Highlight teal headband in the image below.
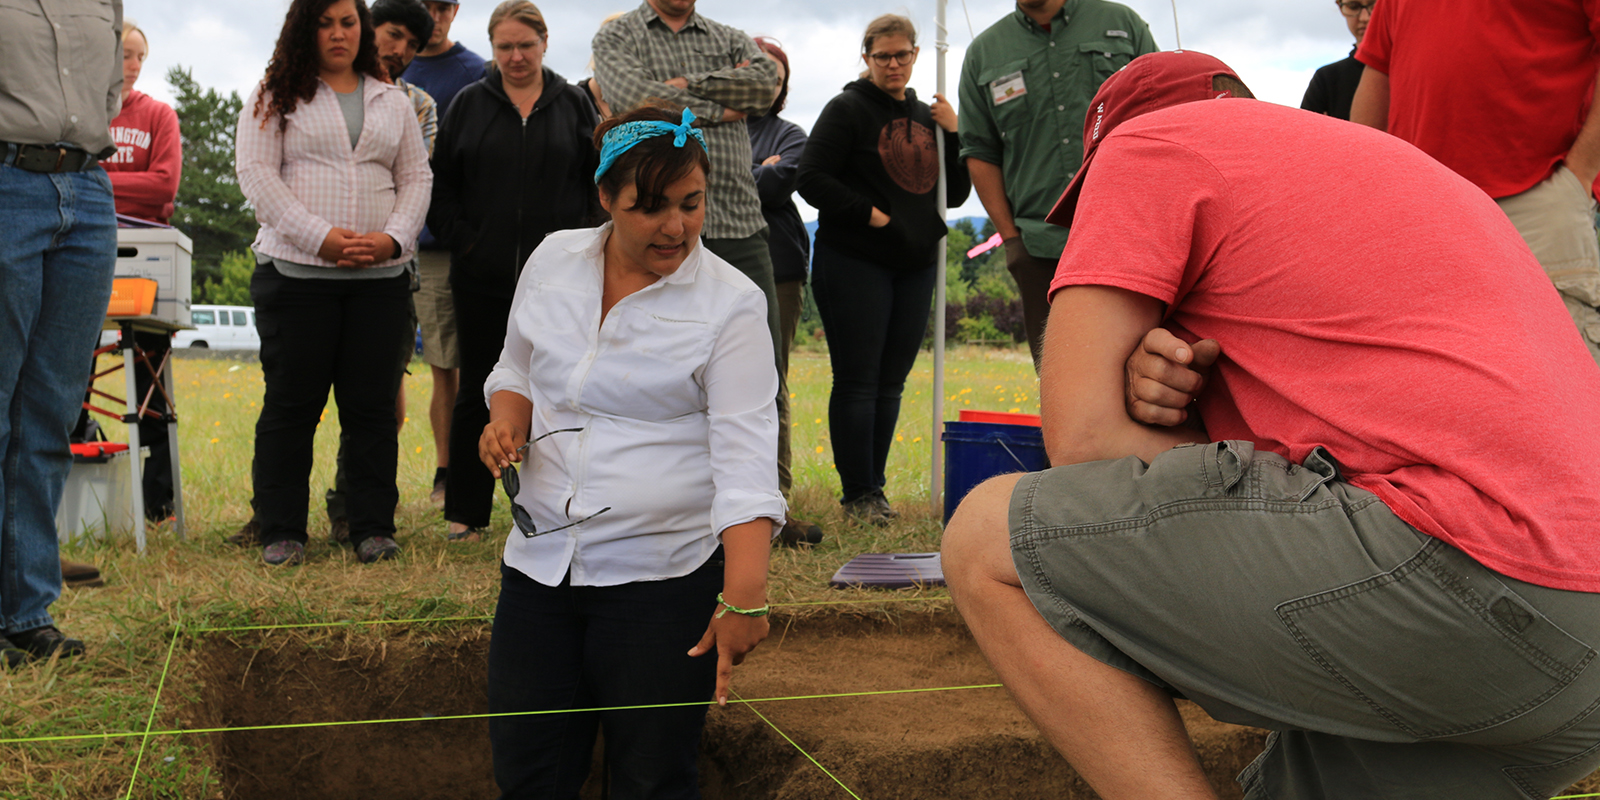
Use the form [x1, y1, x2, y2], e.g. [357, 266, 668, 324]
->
[593, 107, 708, 184]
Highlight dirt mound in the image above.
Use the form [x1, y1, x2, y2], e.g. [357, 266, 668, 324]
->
[184, 611, 1268, 799]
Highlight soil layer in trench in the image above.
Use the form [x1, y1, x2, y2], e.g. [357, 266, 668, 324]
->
[189, 611, 1271, 800]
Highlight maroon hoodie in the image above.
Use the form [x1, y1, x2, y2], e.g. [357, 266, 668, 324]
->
[104, 90, 182, 224]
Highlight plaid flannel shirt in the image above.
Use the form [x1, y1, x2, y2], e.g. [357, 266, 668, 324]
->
[592, 2, 778, 239]
[396, 77, 438, 158]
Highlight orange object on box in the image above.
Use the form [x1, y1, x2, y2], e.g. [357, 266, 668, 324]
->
[106, 278, 158, 317]
[70, 442, 129, 458]
[958, 409, 1041, 427]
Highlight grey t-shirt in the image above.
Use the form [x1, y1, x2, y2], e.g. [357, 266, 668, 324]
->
[334, 75, 364, 149]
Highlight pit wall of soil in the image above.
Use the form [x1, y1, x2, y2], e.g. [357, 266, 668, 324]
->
[181, 611, 1430, 800]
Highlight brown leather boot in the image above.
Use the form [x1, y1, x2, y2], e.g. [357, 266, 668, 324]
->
[61, 559, 104, 589]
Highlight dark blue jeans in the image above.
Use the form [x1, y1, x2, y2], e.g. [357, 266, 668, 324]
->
[810, 239, 936, 503]
[487, 556, 722, 800]
[0, 162, 116, 633]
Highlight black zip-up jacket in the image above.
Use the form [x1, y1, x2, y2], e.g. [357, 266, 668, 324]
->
[796, 78, 970, 272]
[428, 68, 601, 297]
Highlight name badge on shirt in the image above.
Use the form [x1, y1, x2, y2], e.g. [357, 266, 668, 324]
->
[991, 71, 1027, 106]
[1106, 30, 1130, 38]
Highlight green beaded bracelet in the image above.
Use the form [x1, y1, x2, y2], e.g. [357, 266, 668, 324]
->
[715, 592, 770, 619]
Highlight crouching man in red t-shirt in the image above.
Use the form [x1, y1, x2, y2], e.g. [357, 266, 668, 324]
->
[943, 51, 1600, 799]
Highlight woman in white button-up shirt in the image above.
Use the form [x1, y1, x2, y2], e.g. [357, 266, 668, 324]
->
[476, 106, 785, 799]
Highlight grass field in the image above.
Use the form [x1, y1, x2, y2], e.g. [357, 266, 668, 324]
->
[0, 346, 1040, 799]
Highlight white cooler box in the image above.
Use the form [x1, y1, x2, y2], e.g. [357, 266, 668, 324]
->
[114, 228, 193, 327]
[56, 443, 148, 544]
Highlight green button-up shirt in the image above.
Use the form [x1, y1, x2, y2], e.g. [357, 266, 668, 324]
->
[958, 0, 1155, 258]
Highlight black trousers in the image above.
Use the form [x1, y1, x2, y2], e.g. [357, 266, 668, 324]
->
[487, 556, 721, 799]
[810, 239, 936, 503]
[326, 297, 416, 523]
[133, 330, 175, 520]
[444, 286, 512, 529]
[249, 263, 410, 546]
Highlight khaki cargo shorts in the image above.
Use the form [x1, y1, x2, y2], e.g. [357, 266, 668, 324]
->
[1498, 165, 1600, 368]
[1009, 441, 1600, 798]
[413, 249, 459, 370]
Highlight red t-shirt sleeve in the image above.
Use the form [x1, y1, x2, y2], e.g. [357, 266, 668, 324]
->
[1354, 0, 1393, 73]
[1048, 132, 1230, 309]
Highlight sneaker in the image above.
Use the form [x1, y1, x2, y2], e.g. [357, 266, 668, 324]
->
[227, 517, 261, 547]
[9, 625, 86, 661]
[871, 491, 900, 519]
[775, 517, 824, 548]
[61, 559, 104, 589]
[329, 516, 351, 544]
[262, 540, 305, 566]
[356, 536, 401, 563]
[0, 635, 28, 668]
[843, 496, 893, 527]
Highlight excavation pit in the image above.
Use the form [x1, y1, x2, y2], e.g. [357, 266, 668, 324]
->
[186, 611, 1270, 800]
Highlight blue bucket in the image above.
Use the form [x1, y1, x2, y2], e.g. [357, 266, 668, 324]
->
[941, 420, 1048, 523]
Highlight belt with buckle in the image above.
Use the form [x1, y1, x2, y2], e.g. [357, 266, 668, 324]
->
[2, 142, 97, 174]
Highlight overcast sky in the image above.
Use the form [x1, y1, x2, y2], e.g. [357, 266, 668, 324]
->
[127, 0, 1359, 221]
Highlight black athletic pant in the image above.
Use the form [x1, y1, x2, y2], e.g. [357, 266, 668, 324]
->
[249, 263, 410, 547]
[443, 286, 512, 530]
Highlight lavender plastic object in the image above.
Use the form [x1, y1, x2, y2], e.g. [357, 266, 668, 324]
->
[829, 553, 945, 589]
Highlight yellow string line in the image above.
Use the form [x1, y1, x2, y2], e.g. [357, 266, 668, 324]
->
[2, 684, 1004, 746]
[123, 621, 181, 800]
[187, 595, 950, 634]
[733, 688, 864, 800]
[1552, 794, 1600, 799]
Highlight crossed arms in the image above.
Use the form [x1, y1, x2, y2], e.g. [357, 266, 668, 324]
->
[1048, 286, 1221, 467]
[591, 22, 778, 125]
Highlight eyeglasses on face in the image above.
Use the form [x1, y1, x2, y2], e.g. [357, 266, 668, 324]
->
[1337, 0, 1376, 16]
[867, 49, 917, 67]
[500, 428, 611, 538]
[494, 38, 545, 57]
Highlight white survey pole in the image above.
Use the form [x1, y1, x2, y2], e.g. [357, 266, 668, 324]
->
[930, 0, 949, 516]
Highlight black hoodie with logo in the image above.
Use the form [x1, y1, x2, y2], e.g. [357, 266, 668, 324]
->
[796, 78, 970, 272]
[428, 67, 601, 298]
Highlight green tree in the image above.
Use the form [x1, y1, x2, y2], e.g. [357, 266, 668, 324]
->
[208, 251, 255, 306]
[167, 66, 255, 299]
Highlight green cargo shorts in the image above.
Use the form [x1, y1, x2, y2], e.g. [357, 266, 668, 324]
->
[1008, 441, 1600, 799]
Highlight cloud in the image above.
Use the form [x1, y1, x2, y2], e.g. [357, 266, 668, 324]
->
[126, 0, 1359, 221]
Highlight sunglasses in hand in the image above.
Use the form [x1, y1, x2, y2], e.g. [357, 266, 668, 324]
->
[501, 428, 612, 538]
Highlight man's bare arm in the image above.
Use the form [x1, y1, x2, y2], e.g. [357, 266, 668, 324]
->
[1562, 64, 1600, 190]
[1040, 286, 1209, 467]
[966, 158, 1020, 241]
[1349, 66, 1389, 131]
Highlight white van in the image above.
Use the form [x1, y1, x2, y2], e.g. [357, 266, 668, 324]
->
[173, 305, 260, 350]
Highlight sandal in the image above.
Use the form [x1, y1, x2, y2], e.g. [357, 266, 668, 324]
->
[445, 525, 483, 543]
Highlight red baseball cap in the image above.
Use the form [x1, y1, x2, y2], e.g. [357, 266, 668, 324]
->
[1045, 51, 1244, 228]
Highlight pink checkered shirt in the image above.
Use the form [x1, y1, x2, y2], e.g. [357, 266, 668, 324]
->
[236, 76, 432, 269]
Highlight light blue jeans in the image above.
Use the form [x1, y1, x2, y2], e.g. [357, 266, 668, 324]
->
[0, 161, 117, 634]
